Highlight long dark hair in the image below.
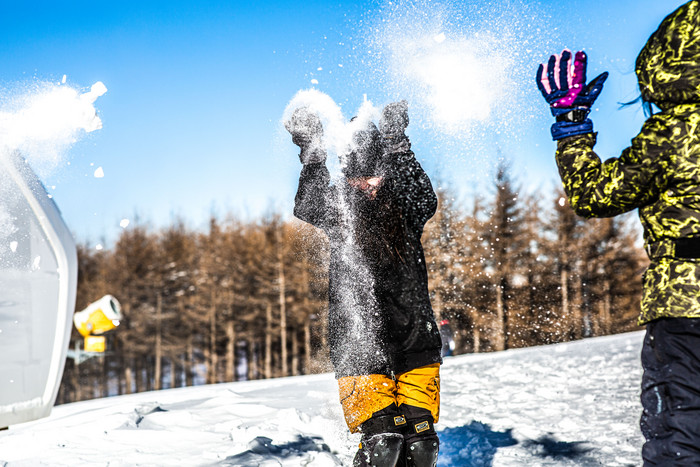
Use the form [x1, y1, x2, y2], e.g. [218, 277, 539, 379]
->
[619, 95, 656, 117]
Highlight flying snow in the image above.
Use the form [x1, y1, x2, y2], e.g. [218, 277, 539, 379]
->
[0, 79, 107, 252]
[361, 1, 529, 135]
[282, 89, 394, 375]
[383, 30, 514, 130]
[282, 88, 380, 177]
[0, 81, 107, 176]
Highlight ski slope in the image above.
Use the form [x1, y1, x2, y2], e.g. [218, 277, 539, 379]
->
[0, 331, 645, 466]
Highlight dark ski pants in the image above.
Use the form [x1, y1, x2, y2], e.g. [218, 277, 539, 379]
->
[641, 318, 700, 466]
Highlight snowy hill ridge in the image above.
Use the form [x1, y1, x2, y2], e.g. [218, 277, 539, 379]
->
[0, 331, 645, 466]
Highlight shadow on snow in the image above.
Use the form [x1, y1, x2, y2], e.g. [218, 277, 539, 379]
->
[216, 421, 595, 467]
[437, 421, 517, 467]
[217, 435, 340, 466]
[522, 434, 594, 461]
[437, 422, 594, 467]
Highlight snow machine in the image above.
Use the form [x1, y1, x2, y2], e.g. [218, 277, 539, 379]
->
[0, 150, 77, 428]
[72, 294, 122, 354]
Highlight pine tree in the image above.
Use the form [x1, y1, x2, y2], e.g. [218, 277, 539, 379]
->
[423, 184, 486, 354]
[482, 160, 525, 350]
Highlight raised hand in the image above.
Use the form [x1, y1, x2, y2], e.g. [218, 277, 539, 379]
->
[285, 107, 326, 164]
[537, 50, 608, 115]
[378, 100, 411, 155]
[536, 50, 609, 139]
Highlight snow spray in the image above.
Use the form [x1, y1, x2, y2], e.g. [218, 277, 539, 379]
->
[283, 89, 390, 373]
[352, 0, 552, 186]
[361, 0, 547, 136]
[283, 89, 380, 178]
[373, 24, 516, 133]
[0, 80, 107, 253]
[0, 81, 107, 176]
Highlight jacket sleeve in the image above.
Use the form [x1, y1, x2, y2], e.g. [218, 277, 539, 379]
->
[293, 162, 339, 231]
[555, 115, 674, 218]
[390, 150, 438, 229]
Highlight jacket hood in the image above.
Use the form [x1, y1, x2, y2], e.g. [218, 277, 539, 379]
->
[342, 121, 383, 178]
[636, 1, 700, 109]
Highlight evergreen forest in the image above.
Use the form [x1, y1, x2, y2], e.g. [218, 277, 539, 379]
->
[57, 163, 646, 404]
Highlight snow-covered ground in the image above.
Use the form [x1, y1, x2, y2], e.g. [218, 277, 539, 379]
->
[0, 331, 645, 466]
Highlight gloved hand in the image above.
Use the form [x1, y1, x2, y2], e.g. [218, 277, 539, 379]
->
[378, 100, 411, 154]
[536, 50, 608, 140]
[284, 107, 326, 164]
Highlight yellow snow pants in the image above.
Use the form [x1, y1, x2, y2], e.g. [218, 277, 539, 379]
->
[337, 363, 440, 433]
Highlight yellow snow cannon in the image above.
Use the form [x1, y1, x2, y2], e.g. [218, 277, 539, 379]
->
[73, 295, 122, 338]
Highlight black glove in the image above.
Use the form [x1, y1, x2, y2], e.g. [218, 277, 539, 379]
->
[284, 107, 326, 165]
[378, 100, 410, 155]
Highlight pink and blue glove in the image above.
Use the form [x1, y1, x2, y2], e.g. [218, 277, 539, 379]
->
[536, 50, 608, 140]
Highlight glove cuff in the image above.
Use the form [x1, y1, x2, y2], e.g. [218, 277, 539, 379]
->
[555, 107, 590, 122]
[551, 119, 593, 140]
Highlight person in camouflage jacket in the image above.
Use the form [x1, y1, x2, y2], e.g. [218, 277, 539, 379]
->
[537, 1, 700, 464]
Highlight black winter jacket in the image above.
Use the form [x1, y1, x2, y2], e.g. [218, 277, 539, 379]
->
[294, 150, 442, 378]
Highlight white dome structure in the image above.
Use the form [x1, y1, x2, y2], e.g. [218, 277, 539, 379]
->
[0, 150, 77, 428]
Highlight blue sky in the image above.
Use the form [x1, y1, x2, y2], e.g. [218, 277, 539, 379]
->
[0, 0, 688, 246]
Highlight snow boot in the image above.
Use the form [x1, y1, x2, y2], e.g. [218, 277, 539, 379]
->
[353, 432, 404, 467]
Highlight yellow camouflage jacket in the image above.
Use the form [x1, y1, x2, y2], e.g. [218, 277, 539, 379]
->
[555, 0, 700, 324]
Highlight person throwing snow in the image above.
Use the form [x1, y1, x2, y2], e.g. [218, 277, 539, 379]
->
[287, 101, 442, 467]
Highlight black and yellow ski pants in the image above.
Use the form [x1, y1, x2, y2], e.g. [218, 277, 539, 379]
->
[337, 363, 440, 435]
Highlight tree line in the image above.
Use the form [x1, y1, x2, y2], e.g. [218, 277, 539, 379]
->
[56, 162, 647, 404]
